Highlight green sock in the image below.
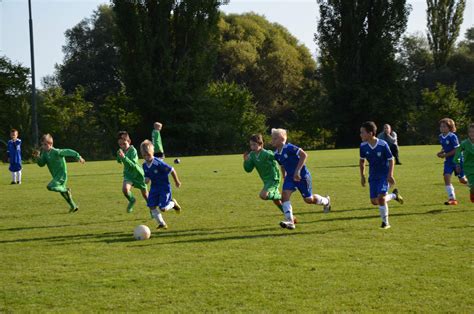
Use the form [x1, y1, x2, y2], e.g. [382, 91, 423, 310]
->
[60, 191, 76, 209]
[125, 191, 135, 202]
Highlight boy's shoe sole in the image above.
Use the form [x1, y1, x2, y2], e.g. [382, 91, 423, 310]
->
[380, 222, 391, 229]
[279, 221, 296, 230]
[393, 189, 404, 204]
[157, 224, 168, 230]
[172, 198, 181, 214]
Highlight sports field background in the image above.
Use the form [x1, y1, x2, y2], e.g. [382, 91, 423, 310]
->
[0, 145, 472, 312]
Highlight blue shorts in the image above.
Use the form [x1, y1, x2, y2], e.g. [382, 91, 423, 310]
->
[369, 178, 389, 199]
[444, 160, 464, 177]
[282, 174, 313, 198]
[9, 162, 22, 172]
[147, 187, 172, 209]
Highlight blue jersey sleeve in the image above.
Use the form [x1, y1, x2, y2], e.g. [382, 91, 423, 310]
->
[158, 161, 173, 174]
[286, 143, 300, 156]
[451, 134, 460, 148]
[359, 145, 364, 159]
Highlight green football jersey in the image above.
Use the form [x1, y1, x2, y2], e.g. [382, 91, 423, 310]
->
[152, 129, 164, 153]
[455, 139, 474, 175]
[117, 145, 145, 181]
[243, 149, 281, 183]
[36, 148, 81, 183]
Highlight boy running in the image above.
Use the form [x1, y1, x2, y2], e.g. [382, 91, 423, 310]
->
[271, 128, 331, 230]
[33, 134, 85, 212]
[141, 140, 181, 229]
[359, 121, 403, 229]
[117, 131, 148, 213]
[243, 134, 285, 214]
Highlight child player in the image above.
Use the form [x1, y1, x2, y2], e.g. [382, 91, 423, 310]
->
[359, 121, 403, 229]
[7, 129, 22, 184]
[454, 123, 474, 203]
[140, 140, 182, 229]
[33, 134, 85, 212]
[152, 122, 164, 159]
[437, 118, 467, 205]
[271, 128, 331, 230]
[243, 134, 287, 217]
[117, 131, 148, 213]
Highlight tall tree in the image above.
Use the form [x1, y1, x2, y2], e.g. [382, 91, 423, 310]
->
[426, 0, 465, 69]
[316, 0, 410, 147]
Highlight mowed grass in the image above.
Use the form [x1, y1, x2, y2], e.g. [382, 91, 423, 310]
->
[0, 145, 472, 312]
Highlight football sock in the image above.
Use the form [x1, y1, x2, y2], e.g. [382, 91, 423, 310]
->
[276, 204, 284, 213]
[11, 171, 16, 183]
[125, 191, 134, 202]
[315, 194, 329, 206]
[445, 184, 456, 200]
[161, 201, 175, 211]
[151, 209, 166, 225]
[17, 170, 21, 183]
[385, 193, 396, 202]
[379, 204, 389, 225]
[282, 201, 294, 222]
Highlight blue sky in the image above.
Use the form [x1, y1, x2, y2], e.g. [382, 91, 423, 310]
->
[1, 0, 473, 84]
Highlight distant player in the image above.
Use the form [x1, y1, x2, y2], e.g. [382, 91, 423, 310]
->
[140, 140, 182, 229]
[271, 128, 331, 230]
[454, 123, 474, 203]
[437, 118, 467, 205]
[359, 121, 403, 229]
[152, 122, 164, 159]
[117, 131, 148, 213]
[7, 129, 22, 184]
[32, 134, 85, 212]
[243, 134, 286, 216]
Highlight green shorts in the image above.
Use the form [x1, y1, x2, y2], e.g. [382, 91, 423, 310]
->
[263, 180, 281, 198]
[124, 177, 147, 191]
[467, 173, 474, 189]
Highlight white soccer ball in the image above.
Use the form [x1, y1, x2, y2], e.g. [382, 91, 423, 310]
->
[133, 225, 151, 240]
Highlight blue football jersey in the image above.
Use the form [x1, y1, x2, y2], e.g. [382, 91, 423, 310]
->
[7, 139, 22, 165]
[439, 132, 460, 162]
[143, 157, 173, 188]
[274, 143, 309, 178]
[360, 139, 393, 180]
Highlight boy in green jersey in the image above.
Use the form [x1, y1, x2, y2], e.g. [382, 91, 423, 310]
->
[243, 134, 287, 215]
[33, 134, 85, 212]
[152, 122, 164, 159]
[455, 123, 474, 203]
[117, 131, 148, 213]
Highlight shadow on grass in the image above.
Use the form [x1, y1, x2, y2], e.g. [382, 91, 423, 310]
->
[0, 218, 144, 232]
[0, 231, 132, 244]
[313, 164, 359, 169]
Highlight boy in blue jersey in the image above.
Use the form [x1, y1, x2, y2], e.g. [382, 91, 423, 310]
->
[7, 129, 22, 184]
[140, 140, 182, 229]
[359, 121, 403, 229]
[437, 118, 468, 205]
[271, 128, 331, 230]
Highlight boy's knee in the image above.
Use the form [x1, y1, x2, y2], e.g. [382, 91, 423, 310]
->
[303, 197, 313, 204]
[259, 192, 268, 200]
[159, 208, 166, 212]
[370, 199, 378, 205]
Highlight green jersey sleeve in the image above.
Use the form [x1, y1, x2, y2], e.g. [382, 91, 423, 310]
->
[57, 148, 81, 160]
[36, 151, 47, 167]
[243, 153, 255, 173]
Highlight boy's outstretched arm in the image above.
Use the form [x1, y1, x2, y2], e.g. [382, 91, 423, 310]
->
[359, 159, 366, 187]
[294, 149, 308, 181]
[243, 152, 255, 172]
[58, 148, 84, 163]
[171, 168, 181, 188]
[387, 159, 395, 185]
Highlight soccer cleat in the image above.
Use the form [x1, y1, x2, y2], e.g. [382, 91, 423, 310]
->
[17, 181, 21, 185]
[279, 220, 296, 230]
[172, 198, 181, 214]
[157, 223, 168, 230]
[459, 176, 468, 184]
[127, 197, 136, 213]
[69, 207, 79, 213]
[323, 195, 331, 213]
[444, 199, 458, 205]
[10, 181, 15, 185]
[380, 222, 391, 229]
[393, 189, 404, 204]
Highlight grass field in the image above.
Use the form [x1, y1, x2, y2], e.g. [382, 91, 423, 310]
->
[0, 145, 472, 312]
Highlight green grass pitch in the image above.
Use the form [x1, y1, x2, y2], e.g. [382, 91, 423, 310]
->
[0, 146, 472, 312]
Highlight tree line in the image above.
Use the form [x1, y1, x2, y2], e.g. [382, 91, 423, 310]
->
[0, 0, 472, 159]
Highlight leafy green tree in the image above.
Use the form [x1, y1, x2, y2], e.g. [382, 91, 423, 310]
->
[216, 13, 316, 127]
[316, 0, 411, 147]
[0, 56, 31, 146]
[426, 0, 465, 69]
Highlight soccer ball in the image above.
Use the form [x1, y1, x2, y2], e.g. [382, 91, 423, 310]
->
[133, 225, 151, 240]
[174, 158, 181, 164]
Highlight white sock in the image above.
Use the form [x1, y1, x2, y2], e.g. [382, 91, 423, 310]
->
[161, 201, 175, 211]
[11, 172, 16, 182]
[445, 184, 456, 200]
[385, 193, 396, 202]
[151, 209, 166, 225]
[379, 204, 389, 225]
[315, 194, 329, 206]
[17, 171, 22, 183]
[282, 201, 294, 222]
